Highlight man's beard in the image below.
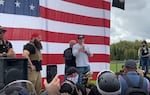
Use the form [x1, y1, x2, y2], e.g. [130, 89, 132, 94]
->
[33, 39, 43, 50]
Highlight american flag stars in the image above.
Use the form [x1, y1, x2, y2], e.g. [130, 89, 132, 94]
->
[0, 0, 5, 5]
[29, 4, 35, 10]
[15, 1, 21, 8]
[0, 0, 39, 16]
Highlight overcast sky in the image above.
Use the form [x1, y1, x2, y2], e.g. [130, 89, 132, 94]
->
[111, 0, 150, 44]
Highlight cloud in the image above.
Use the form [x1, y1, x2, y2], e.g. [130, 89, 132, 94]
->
[111, 0, 150, 44]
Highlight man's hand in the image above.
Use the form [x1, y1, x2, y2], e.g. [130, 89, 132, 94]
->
[30, 65, 36, 71]
[78, 45, 85, 52]
[7, 48, 16, 57]
[44, 75, 60, 95]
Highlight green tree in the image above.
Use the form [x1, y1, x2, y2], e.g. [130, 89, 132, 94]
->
[110, 40, 147, 61]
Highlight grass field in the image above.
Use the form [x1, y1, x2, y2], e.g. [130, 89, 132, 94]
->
[110, 60, 140, 72]
[110, 62, 123, 73]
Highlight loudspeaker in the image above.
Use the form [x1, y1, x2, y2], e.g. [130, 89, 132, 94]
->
[46, 65, 57, 83]
[0, 57, 28, 88]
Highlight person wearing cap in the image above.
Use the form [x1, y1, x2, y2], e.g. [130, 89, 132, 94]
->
[119, 59, 150, 95]
[0, 26, 15, 58]
[22, 32, 43, 95]
[63, 40, 76, 80]
[65, 67, 79, 84]
[60, 67, 85, 95]
[72, 35, 93, 84]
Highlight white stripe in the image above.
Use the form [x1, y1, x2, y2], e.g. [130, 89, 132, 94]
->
[0, 13, 42, 30]
[41, 62, 110, 77]
[47, 20, 110, 37]
[90, 62, 110, 73]
[0, 14, 110, 37]
[11, 41, 110, 54]
[41, 65, 47, 78]
[39, 0, 110, 20]
[104, 0, 111, 2]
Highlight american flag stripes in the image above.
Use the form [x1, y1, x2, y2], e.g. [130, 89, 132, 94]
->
[0, 0, 111, 83]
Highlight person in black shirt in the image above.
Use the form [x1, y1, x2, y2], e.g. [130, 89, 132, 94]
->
[63, 40, 76, 80]
[0, 26, 15, 58]
[22, 32, 43, 95]
[138, 40, 150, 76]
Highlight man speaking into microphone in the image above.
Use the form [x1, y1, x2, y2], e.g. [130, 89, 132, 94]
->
[72, 35, 93, 84]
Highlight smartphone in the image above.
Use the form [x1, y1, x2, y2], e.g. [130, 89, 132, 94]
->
[46, 65, 57, 83]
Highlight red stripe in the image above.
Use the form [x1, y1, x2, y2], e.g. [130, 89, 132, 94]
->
[42, 78, 46, 89]
[89, 54, 110, 63]
[4, 28, 110, 45]
[63, 0, 110, 10]
[40, 6, 110, 28]
[92, 72, 99, 80]
[17, 54, 110, 65]
[58, 75, 65, 84]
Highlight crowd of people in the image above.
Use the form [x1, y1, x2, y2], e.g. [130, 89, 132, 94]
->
[44, 59, 150, 95]
[0, 25, 94, 95]
[44, 39, 150, 95]
[1, 25, 150, 95]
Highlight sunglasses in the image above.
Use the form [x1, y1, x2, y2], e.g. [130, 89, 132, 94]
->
[0, 30, 5, 34]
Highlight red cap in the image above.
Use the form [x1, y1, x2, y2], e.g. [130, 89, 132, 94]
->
[31, 32, 40, 39]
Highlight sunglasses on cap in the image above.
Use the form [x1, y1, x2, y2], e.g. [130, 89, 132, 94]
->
[0, 30, 6, 33]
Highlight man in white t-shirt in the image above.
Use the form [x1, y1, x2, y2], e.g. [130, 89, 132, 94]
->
[72, 35, 93, 84]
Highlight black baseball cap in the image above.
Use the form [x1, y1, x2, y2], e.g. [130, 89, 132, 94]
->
[78, 35, 85, 39]
[66, 67, 78, 76]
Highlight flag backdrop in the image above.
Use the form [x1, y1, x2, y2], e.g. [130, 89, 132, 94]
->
[0, 0, 111, 85]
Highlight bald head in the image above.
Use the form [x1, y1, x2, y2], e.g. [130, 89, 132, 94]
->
[69, 40, 76, 48]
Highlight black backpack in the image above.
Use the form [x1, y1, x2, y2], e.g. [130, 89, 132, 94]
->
[123, 75, 147, 95]
[60, 80, 79, 95]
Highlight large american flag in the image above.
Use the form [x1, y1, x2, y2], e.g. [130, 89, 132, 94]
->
[0, 0, 111, 83]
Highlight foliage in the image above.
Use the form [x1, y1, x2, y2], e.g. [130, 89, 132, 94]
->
[110, 40, 150, 60]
